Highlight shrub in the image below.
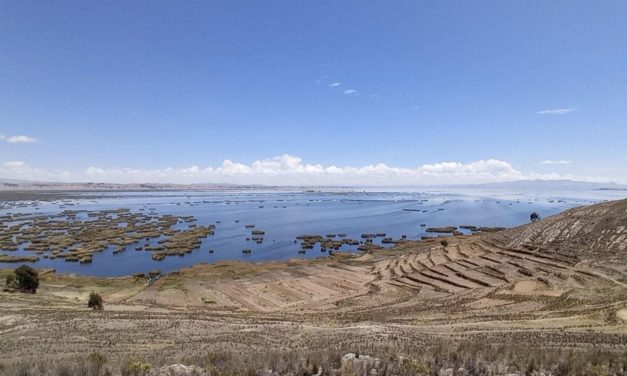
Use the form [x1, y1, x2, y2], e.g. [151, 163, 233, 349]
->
[121, 359, 151, 376]
[88, 292, 104, 310]
[14, 265, 39, 293]
[86, 352, 108, 375]
[440, 239, 449, 247]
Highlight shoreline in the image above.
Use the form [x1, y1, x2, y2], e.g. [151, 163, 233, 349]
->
[1, 198, 626, 372]
[0, 246, 382, 280]
[0, 196, 588, 278]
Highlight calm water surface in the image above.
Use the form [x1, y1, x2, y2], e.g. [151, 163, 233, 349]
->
[1, 188, 625, 276]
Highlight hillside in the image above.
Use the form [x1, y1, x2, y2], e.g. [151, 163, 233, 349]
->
[501, 198, 627, 260]
[1, 199, 626, 375]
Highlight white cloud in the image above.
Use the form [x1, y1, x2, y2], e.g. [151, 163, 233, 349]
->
[80, 156, 529, 185]
[1, 134, 38, 143]
[0, 154, 590, 185]
[540, 160, 572, 165]
[330, 82, 341, 87]
[0, 161, 74, 182]
[343, 89, 357, 95]
[3, 161, 29, 168]
[537, 108, 577, 115]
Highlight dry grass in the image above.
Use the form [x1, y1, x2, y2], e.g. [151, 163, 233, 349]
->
[1, 199, 627, 375]
[1, 341, 626, 375]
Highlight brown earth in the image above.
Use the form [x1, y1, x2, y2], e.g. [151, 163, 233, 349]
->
[1, 199, 627, 374]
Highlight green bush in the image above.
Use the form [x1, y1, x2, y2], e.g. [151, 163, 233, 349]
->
[14, 265, 39, 293]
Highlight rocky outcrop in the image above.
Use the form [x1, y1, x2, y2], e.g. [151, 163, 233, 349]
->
[341, 353, 381, 376]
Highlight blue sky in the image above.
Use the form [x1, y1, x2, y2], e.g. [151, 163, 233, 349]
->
[1, 1, 626, 185]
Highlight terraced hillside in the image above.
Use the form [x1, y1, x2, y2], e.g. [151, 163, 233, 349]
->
[122, 199, 627, 315]
[364, 200, 627, 323]
[374, 235, 625, 296]
[502, 198, 627, 259]
[1, 198, 626, 374]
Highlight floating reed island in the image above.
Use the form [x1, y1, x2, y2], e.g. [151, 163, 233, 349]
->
[0, 254, 39, 263]
[425, 226, 458, 233]
[0, 207, 510, 267]
[295, 233, 383, 253]
[0, 209, 215, 265]
[425, 226, 507, 235]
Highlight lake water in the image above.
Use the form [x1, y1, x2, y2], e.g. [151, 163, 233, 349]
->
[1, 188, 625, 276]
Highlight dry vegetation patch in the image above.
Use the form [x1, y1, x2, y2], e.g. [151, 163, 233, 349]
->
[2, 199, 627, 374]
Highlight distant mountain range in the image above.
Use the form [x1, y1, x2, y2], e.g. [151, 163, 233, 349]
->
[0, 179, 273, 191]
[461, 179, 627, 191]
[1, 178, 625, 191]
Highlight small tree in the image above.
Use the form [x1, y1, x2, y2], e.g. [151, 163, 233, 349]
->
[14, 265, 39, 293]
[88, 292, 104, 310]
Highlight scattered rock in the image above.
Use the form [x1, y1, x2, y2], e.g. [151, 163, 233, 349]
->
[341, 353, 381, 376]
[149, 364, 208, 376]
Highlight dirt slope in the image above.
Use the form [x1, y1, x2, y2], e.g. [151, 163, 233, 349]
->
[1, 198, 626, 368]
[500, 198, 627, 259]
